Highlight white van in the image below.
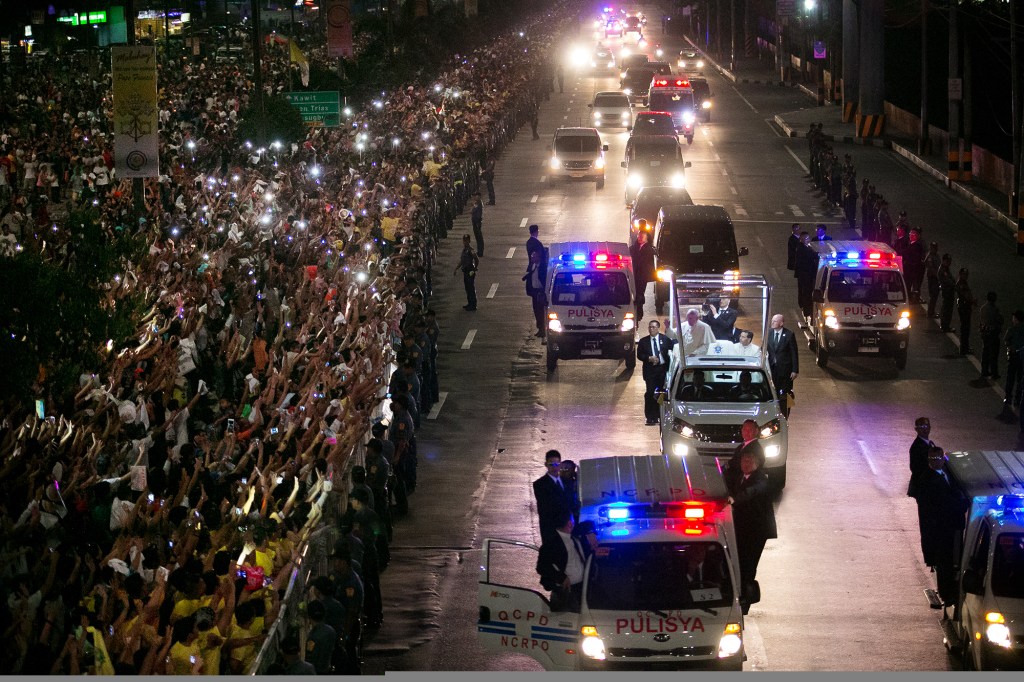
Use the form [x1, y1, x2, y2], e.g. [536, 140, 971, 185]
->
[545, 242, 636, 372]
[589, 91, 633, 130]
[941, 451, 1024, 671]
[477, 454, 746, 670]
[548, 128, 609, 189]
[807, 241, 911, 370]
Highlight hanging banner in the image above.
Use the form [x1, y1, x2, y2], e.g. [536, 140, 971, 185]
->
[325, 0, 353, 59]
[111, 45, 159, 178]
[465, 0, 478, 17]
[415, 0, 428, 17]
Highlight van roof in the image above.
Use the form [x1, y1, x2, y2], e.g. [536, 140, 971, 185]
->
[630, 134, 680, 145]
[578, 454, 730, 511]
[946, 451, 1024, 500]
[808, 240, 898, 257]
[554, 127, 601, 137]
[659, 204, 732, 223]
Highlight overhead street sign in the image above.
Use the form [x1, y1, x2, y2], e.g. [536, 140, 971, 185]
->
[777, 0, 797, 18]
[285, 91, 341, 127]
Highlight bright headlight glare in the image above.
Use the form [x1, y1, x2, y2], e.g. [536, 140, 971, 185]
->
[627, 174, 644, 188]
[607, 60, 615, 68]
[593, 112, 602, 119]
[764, 444, 781, 459]
[581, 635, 606, 659]
[595, 157, 606, 169]
[548, 318, 563, 333]
[702, 100, 712, 109]
[824, 310, 840, 329]
[670, 174, 685, 188]
[673, 419, 695, 438]
[718, 633, 742, 658]
[696, 59, 705, 68]
[986, 623, 1012, 648]
[550, 156, 561, 170]
[620, 316, 635, 332]
[683, 111, 696, 124]
[622, 87, 632, 95]
[897, 311, 911, 330]
[673, 443, 689, 456]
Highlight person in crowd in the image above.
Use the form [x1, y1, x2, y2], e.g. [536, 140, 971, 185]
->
[923, 242, 942, 319]
[914, 447, 968, 611]
[470, 193, 485, 257]
[954, 268, 975, 355]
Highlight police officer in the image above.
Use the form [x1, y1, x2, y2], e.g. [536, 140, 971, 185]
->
[454, 234, 479, 311]
[470, 193, 484, 257]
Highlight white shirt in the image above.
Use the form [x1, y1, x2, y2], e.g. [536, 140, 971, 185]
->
[556, 529, 585, 585]
[683, 320, 716, 356]
[732, 341, 761, 357]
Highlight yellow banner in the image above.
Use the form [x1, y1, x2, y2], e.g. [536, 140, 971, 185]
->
[111, 46, 159, 178]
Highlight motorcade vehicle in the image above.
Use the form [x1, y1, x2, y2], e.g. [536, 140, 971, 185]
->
[621, 134, 690, 205]
[631, 110, 678, 137]
[621, 66, 657, 105]
[677, 49, 705, 71]
[589, 91, 633, 130]
[628, 186, 694, 244]
[689, 76, 714, 122]
[648, 77, 697, 143]
[548, 128, 609, 189]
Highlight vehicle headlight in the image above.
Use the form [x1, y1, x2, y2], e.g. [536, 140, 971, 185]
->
[595, 156, 606, 169]
[718, 623, 742, 658]
[672, 418, 696, 438]
[550, 156, 561, 170]
[702, 100, 712, 109]
[824, 309, 840, 329]
[759, 418, 782, 438]
[581, 634, 606, 660]
[593, 111, 603, 120]
[655, 48, 664, 58]
[620, 313, 635, 332]
[896, 310, 911, 331]
[764, 444, 781, 459]
[621, 47, 631, 57]
[696, 59, 705, 68]
[678, 60, 686, 68]
[670, 173, 685, 188]
[607, 60, 615, 68]
[683, 111, 696, 124]
[622, 87, 632, 95]
[548, 313, 562, 333]
[656, 269, 673, 282]
[627, 174, 644, 188]
[591, 60, 598, 68]
[985, 613, 1012, 648]
[621, 111, 630, 119]
[673, 442, 689, 456]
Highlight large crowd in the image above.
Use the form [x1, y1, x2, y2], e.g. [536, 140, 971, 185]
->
[0, 4, 576, 675]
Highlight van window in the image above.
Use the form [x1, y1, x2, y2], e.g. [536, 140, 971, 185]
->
[552, 271, 631, 306]
[649, 91, 695, 112]
[826, 270, 906, 304]
[594, 94, 628, 107]
[554, 136, 601, 154]
[991, 533, 1024, 599]
[587, 542, 733, 610]
[658, 223, 737, 272]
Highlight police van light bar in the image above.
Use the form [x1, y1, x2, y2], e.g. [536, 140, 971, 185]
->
[598, 501, 719, 521]
[559, 251, 625, 266]
[826, 250, 894, 266]
[996, 494, 1024, 512]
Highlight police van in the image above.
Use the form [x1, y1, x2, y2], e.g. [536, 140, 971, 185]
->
[647, 77, 697, 144]
[545, 242, 636, 372]
[477, 454, 747, 670]
[939, 451, 1024, 671]
[807, 241, 911, 370]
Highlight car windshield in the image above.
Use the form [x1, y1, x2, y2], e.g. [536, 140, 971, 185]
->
[594, 94, 629, 107]
[826, 269, 907, 304]
[554, 136, 601, 153]
[552, 271, 631, 306]
[587, 541, 733, 610]
[633, 142, 679, 161]
[674, 369, 772, 402]
[992, 532, 1024, 599]
[633, 117, 675, 134]
[649, 91, 695, 112]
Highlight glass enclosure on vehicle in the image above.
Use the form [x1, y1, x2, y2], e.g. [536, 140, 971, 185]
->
[992, 532, 1024, 599]
[552, 271, 631, 306]
[586, 541, 733, 610]
[825, 269, 907, 304]
[554, 136, 601, 154]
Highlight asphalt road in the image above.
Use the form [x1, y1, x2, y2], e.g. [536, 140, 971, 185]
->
[361, 5, 1024, 672]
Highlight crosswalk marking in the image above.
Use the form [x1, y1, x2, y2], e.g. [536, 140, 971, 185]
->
[486, 283, 499, 299]
[426, 392, 449, 420]
[789, 205, 805, 217]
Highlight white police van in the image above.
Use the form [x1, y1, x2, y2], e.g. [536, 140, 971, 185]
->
[940, 451, 1024, 671]
[807, 241, 911, 370]
[477, 454, 746, 670]
[545, 242, 636, 372]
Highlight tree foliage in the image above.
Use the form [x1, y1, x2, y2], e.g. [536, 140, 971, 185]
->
[236, 93, 307, 146]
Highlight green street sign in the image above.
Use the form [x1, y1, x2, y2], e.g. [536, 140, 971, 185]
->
[285, 91, 341, 128]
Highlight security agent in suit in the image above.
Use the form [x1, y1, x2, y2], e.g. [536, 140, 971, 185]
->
[915, 447, 968, 607]
[637, 320, 675, 425]
[536, 510, 589, 612]
[786, 223, 801, 271]
[533, 450, 572, 541]
[703, 295, 738, 342]
[766, 314, 799, 417]
[724, 451, 777, 613]
[906, 417, 935, 499]
[727, 419, 766, 470]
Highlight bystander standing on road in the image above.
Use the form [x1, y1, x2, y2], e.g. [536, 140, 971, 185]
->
[938, 254, 956, 333]
[629, 227, 655, 321]
[978, 291, 1003, 380]
[526, 223, 544, 261]
[724, 451, 776, 613]
[904, 228, 925, 303]
[923, 242, 942, 318]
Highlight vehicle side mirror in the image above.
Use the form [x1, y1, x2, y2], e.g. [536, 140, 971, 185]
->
[603, 144, 610, 151]
[684, 161, 692, 168]
[620, 161, 627, 168]
[962, 568, 984, 595]
[739, 246, 749, 257]
[812, 290, 825, 303]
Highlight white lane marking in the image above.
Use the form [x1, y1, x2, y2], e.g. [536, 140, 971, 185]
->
[770, 266, 780, 280]
[744, 615, 769, 671]
[857, 440, 879, 476]
[426, 391, 449, 420]
[755, 235, 765, 248]
[461, 329, 477, 350]
[734, 205, 748, 217]
[540, 176, 547, 182]
[520, 218, 528, 228]
[714, 153, 722, 162]
[812, 211, 822, 217]
[730, 186, 738, 195]
[486, 283, 499, 299]
[732, 86, 758, 113]
[564, 115, 569, 120]
[785, 146, 810, 174]
[566, 107, 572, 112]
[506, 247, 516, 259]
[531, 195, 539, 203]
[789, 205, 805, 217]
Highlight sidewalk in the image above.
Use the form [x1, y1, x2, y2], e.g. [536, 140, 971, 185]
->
[687, 37, 1019, 237]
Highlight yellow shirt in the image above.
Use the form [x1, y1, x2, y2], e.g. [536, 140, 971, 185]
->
[169, 640, 202, 675]
[228, 616, 265, 671]
[171, 595, 210, 623]
[197, 625, 226, 676]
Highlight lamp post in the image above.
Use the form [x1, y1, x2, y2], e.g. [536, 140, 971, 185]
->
[250, 0, 267, 146]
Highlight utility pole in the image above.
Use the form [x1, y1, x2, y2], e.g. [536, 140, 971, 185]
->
[919, 0, 929, 154]
[1011, 0, 1022, 243]
[730, 0, 736, 71]
[842, 0, 860, 122]
[251, 0, 267, 146]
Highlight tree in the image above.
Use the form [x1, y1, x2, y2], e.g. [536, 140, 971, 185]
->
[236, 94, 307, 146]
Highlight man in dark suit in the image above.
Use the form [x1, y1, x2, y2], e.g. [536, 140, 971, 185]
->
[906, 416, 935, 499]
[636, 320, 675, 425]
[629, 229, 656, 320]
[786, 223, 801, 271]
[727, 419, 765, 469]
[533, 450, 571, 541]
[724, 452, 777, 613]
[915, 447, 968, 607]
[766, 314, 799, 418]
[703, 295, 738, 342]
[536, 511, 589, 612]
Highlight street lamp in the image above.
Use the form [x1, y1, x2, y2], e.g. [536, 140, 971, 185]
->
[804, 0, 816, 11]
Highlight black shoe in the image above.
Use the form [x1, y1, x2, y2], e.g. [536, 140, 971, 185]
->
[645, 419, 658, 426]
[992, 374, 1001, 380]
[535, 330, 545, 338]
[486, 201, 495, 206]
[463, 304, 477, 311]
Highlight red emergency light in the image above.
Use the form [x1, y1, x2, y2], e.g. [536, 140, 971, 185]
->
[665, 501, 719, 520]
[653, 78, 690, 88]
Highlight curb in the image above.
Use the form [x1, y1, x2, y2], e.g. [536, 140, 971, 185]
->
[684, 35, 822, 102]
[772, 114, 891, 148]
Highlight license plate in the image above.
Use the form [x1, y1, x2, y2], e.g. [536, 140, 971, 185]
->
[580, 349, 603, 356]
[861, 337, 878, 345]
[858, 347, 881, 353]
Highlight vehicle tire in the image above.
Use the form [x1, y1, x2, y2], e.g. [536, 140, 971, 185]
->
[546, 347, 558, 372]
[769, 464, 787, 491]
[815, 336, 829, 368]
[625, 353, 637, 370]
[895, 348, 908, 370]
[597, 175, 605, 190]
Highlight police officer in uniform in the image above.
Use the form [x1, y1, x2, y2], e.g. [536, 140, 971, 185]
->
[454, 234, 479, 311]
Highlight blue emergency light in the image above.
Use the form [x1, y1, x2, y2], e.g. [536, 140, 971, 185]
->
[607, 507, 629, 520]
[610, 528, 630, 537]
[996, 495, 1024, 512]
[572, 253, 586, 262]
[846, 251, 859, 259]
